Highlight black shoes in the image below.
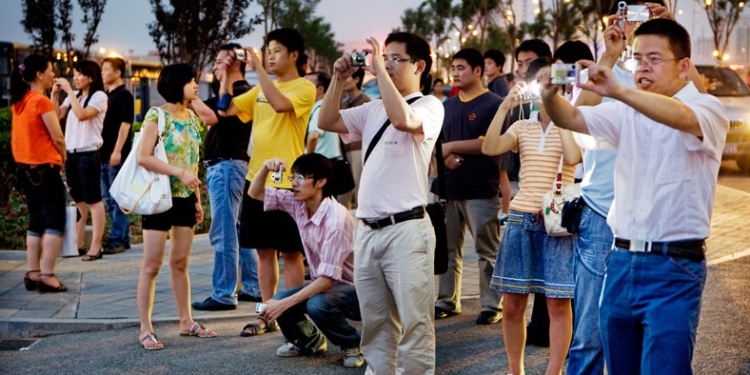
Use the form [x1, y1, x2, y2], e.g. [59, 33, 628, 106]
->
[476, 311, 502, 325]
[435, 306, 459, 319]
[237, 292, 262, 302]
[192, 297, 237, 311]
[103, 244, 126, 255]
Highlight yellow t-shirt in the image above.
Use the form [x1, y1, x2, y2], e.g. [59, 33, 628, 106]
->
[232, 77, 316, 188]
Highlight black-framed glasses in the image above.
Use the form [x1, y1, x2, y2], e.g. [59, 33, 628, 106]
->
[287, 174, 313, 182]
[383, 56, 417, 66]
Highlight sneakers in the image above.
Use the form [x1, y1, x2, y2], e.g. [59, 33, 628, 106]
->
[237, 291, 262, 302]
[343, 347, 365, 368]
[476, 310, 502, 325]
[276, 341, 327, 357]
[102, 244, 126, 255]
[191, 297, 237, 311]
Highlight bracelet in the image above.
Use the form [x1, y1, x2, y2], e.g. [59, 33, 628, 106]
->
[216, 93, 233, 111]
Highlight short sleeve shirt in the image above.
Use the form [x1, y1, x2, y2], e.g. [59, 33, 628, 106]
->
[100, 85, 134, 159]
[232, 77, 317, 188]
[11, 91, 62, 166]
[63, 90, 108, 150]
[307, 99, 342, 158]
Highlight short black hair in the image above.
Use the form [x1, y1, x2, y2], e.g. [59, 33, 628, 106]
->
[291, 153, 334, 198]
[157, 63, 196, 104]
[609, 0, 666, 16]
[351, 68, 366, 90]
[526, 57, 552, 83]
[515, 39, 552, 60]
[385, 32, 433, 83]
[433, 78, 444, 87]
[453, 48, 484, 76]
[266, 28, 306, 56]
[102, 56, 127, 78]
[308, 71, 331, 92]
[633, 18, 691, 60]
[219, 43, 246, 74]
[553, 41, 594, 64]
[297, 52, 308, 77]
[484, 49, 506, 69]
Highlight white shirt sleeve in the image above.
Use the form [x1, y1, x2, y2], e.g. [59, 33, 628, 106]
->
[579, 101, 623, 149]
[340, 101, 373, 144]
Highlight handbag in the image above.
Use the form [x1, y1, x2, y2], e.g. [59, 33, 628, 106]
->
[561, 195, 585, 234]
[109, 107, 173, 215]
[541, 157, 580, 236]
[329, 139, 355, 195]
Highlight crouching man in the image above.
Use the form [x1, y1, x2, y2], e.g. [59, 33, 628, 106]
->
[248, 154, 364, 368]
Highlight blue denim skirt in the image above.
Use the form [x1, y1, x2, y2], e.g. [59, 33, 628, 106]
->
[490, 210, 574, 298]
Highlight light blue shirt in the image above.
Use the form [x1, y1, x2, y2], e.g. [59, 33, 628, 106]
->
[307, 99, 342, 159]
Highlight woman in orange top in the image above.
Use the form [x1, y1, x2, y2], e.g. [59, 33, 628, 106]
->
[10, 54, 68, 293]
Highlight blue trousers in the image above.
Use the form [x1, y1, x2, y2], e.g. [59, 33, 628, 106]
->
[101, 161, 130, 247]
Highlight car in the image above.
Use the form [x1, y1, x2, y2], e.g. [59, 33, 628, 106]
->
[696, 65, 750, 173]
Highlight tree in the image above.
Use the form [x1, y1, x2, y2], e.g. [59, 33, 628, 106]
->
[57, 0, 75, 58]
[78, 0, 108, 59]
[21, 0, 58, 58]
[577, 0, 617, 60]
[701, 0, 748, 61]
[148, 0, 261, 79]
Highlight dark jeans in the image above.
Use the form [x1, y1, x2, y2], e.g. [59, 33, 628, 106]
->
[274, 283, 361, 352]
[66, 151, 102, 204]
[17, 164, 66, 236]
[100, 161, 130, 247]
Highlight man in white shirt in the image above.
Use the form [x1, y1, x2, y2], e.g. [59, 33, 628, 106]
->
[540, 19, 728, 375]
[318, 32, 444, 374]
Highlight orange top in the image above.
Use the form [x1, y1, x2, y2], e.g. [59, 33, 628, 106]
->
[11, 90, 62, 166]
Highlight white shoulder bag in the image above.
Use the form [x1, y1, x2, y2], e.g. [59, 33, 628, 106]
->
[109, 107, 173, 215]
[541, 157, 580, 236]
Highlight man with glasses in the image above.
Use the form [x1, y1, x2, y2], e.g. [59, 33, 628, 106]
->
[318, 32, 444, 374]
[540, 19, 728, 375]
[247, 153, 363, 368]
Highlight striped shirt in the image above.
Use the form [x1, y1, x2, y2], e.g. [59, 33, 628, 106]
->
[505, 116, 576, 213]
[264, 188, 356, 285]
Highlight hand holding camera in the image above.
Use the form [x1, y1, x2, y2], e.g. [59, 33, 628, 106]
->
[234, 47, 261, 71]
[262, 158, 286, 184]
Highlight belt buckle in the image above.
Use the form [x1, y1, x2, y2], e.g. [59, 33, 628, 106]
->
[629, 240, 652, 253]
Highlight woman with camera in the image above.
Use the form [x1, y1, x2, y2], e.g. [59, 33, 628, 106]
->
[52, 60, 108, 261]
[10, 54, 68, 293]
[135, 63, 216, 350]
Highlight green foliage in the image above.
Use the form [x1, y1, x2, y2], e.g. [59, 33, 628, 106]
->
[78, 0, 108, 58]
[0, 190, 29, 250]
[21, 0, 107, 60]
[21, 0, 58, 58]
[0, 107, 17, 207]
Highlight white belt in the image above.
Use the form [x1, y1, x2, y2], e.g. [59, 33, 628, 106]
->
[68, 145, 99, 153]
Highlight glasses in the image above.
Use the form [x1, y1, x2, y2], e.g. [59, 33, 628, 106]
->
[383, 56, 417, 67]
[287, 174, 313, 182]
[628, 56, 683, 70]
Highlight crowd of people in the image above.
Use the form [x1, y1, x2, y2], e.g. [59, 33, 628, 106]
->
[9, 1, 729, 374]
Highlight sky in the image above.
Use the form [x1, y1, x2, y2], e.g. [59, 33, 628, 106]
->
[0, 0, 421, 57]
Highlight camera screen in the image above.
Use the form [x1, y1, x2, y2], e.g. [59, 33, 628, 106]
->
[552, 63, 579, 85]
[626, 5, 649, 22]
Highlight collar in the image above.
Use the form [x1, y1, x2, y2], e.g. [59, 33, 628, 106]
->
[403, 92, 423, 101]
[672, 81, 698, 101]
[107, 85, 125, 94]
[308, 197, 332, 226]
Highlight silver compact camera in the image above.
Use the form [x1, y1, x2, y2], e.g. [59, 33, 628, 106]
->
[618, 1, 650, 23]
[551, 63, 588, 85]
[521, 81, 541, 101]
[350, 51, 369, 67]
[271, 166, 283, 184]
[255, 303, 267, 313]
[235, 48, 248, 60]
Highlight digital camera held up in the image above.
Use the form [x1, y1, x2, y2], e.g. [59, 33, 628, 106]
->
[350, 51, 370, 67]
[521, 81, 542, 101]
[235, 48, 248, 60]
[551, 63, 588, 86]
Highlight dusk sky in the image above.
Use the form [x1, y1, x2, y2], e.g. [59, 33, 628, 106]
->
[0, 0, 423, 56]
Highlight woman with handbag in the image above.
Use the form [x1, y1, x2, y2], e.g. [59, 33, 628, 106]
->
[135, 63, 216, 350]
[10, 54, 68, 293]
[52, 60, 108, 261]
[481, 57, 576, 375]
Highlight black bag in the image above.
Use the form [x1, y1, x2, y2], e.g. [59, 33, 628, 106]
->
[329, 155, 355, 196]
[561, 195, 585, 234]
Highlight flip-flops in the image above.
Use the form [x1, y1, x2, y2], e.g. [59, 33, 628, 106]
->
[179, 322, 218, 338]
[140, 333, 164, 350]
[240, 317, 279, 337]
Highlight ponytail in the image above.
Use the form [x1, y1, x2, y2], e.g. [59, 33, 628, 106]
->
[10, 54, 51, 106]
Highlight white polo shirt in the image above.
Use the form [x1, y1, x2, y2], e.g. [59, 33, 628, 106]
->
[579, 82, 729, 242]
[63, 91, 108, 151]
[340, 92, 444, 219]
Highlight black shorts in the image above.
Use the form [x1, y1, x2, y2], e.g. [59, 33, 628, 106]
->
[17, 164, 66, 236]
[142, 193, 198, 231]
[66, 150, 103, 204]
[239, 181, 303, 252]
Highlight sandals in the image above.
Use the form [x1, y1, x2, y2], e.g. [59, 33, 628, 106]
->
[37, 274, 68, 293]
[179, 322, 217, 338]
[140, 333, 164, 350]
[24, 270, 40, 291]
[240, 316, 279, 337]
[82, 248, 104, 262]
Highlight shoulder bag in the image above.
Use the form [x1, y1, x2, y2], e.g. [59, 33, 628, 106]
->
[541, 157, 580, 236]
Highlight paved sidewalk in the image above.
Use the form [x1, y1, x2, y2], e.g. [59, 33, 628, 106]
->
[1, 185, 749, 338]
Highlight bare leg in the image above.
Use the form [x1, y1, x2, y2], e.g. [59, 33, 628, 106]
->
[280, 251, 305, 290]
[137, 229, 167, 339]
[499, 171, 511, 216]
[26, 235, 42, 277]
[168, 226, 197, 331]
[545, 297, 573, 375]
[39, 234, 64, 287]
[87, 201, 105, 253]
[256, 248, 279, 301]
[502, 292, 529, 375]
[75, 202, 88, 249]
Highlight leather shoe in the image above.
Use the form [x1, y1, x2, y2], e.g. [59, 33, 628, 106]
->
[435, 306, 459, 319]
[192, 297, 236, 311]
[476, 311, 502, 325]
[237, 291, 262, 302]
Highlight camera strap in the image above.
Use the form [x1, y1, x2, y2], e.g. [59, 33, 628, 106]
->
[363, 96, 421, 165]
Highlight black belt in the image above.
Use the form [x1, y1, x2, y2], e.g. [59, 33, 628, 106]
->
[203, 157, 246, 168]
[361, 206, 425, 230]
[614, 238, 706, 262]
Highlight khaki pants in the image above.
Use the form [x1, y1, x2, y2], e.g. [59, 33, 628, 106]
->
[354, 217, 436, 375]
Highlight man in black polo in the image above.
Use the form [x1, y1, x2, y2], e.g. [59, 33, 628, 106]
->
[100, 57, 134, 254]
[192, 43, 261, 310]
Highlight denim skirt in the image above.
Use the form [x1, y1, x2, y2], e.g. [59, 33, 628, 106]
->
[490, 210, 574, 298]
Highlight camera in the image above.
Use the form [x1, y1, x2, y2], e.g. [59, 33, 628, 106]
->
[618, 1, 650, 23]
[255, 303, 267, 313]
[350, 51, 369, 67]
[552, 63, 582, 85]
[234, 48, 248, 60]
[271, 166, 283, 184]
[521, 81, 541, 101]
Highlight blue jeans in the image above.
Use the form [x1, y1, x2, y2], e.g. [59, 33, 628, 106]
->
[207, 160, 260, 305]
[567, 203, 613, 375]
[100, 161, 130, 247]
[600, 248, 706, 375]
[274, 283, 361, 352]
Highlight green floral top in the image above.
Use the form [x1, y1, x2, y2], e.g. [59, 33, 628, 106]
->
[144, 107, 204, 198]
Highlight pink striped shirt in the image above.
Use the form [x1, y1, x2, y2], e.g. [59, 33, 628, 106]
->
[264, 188, 356, 285]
